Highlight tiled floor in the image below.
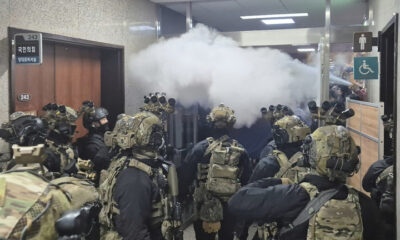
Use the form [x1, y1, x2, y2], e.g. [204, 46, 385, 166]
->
[183, 224, 257, 240]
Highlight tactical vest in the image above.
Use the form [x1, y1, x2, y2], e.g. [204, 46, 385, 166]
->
[99, 156, 165, 240]
[194, 135, 244, 233]
[0, 171, 98, 240]
[300, 182, 363, 240]
[272, 150, 316, 182]
[45, 140, 75, 174]
[258, 150, 316, 240]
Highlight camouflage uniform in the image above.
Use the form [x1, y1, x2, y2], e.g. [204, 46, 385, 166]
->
[0, 112, 99, 240]
[228, 125, 384, 240]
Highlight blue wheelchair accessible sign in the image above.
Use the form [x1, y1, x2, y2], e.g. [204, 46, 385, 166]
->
[354, 57, 379, 80]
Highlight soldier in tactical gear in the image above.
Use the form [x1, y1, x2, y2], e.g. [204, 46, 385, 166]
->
[250, 115, 311, 183]
[76, 101, 111, 182]
[179, 103, 252, 240]
[259, 105, 293, 159]
[362, 115, 395, 240]
[0, 113, 99, 240]
[228, 125, 383, 240]
[41, 103, 79, 174]
[99, 111, 183, 240]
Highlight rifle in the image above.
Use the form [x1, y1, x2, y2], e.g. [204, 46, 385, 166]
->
[162, 164, 184, 240]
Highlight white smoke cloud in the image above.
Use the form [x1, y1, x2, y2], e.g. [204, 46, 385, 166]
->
[130, 24, 318, 127]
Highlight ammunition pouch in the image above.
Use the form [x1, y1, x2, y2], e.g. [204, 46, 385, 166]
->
[206, 177, 240, 199]
[12, 144, 47, 165]
[104, 131, 116, 148]
[199, 195, 223, 223]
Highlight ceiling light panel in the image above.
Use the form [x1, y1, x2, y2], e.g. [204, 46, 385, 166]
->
[262, 18, 295, 25]
[241, 13, 308, 20]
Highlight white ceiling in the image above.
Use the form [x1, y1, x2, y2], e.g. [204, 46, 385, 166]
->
[157, 0, 368, 32]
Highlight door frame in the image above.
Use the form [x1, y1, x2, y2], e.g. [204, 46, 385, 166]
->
[8, 27, 125, 126]
[378, 14, 398, 239]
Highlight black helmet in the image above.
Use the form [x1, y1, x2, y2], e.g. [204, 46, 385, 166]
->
[83, 107, 109, 132]
[0, 113, 47, 146]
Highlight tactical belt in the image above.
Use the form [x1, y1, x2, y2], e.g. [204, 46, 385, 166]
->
[279, 185, 342, 236]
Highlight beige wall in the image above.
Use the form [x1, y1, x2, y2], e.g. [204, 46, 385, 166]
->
[368, 0, 398, 103]
[0, 0, 158, 152]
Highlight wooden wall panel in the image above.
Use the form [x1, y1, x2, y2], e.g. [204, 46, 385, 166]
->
[360, 105, 379, 138]
[55, 44, 101, 139]
[359, 136, 379, 181]
[347, 102, 361, 132]
[14, 43, 55, 115]
[348, 131, 362, 191]
[346, 100, 382, 195]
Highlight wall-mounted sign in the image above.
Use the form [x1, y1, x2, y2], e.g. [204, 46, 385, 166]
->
[353, 32, 373, 52]
[17, 93, 32, 102]
[14, 33, 43, 64]
[354, 57, 379, 80]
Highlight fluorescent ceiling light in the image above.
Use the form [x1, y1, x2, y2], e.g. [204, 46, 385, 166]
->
[129, 26, 155, 32]
[241, 13, 308, 20]
[297, 48, 315, 52]
[262, 18, 295, 25]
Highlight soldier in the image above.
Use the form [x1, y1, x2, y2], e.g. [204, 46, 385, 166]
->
[250, 115, 311, 183]
[179, 103, 252, 240]
[99, 111, 182, 240]
[41, 103, 80, 174]
[259, 104, 293, 159]
[362, 115, 395, 240]
[76, 101, 111, 182]
[228, 125, 383, 240]
[0, 113, 99, 240]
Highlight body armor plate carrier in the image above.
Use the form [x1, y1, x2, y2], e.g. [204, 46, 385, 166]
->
[300, 182, 363, 240]
[194, 135, 244, 234]
[99, 156, 165, 240]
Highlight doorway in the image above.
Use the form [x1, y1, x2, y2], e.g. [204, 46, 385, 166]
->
[379, 14, 398, 157]
[8, 27, 124, 139]
[378, 14, 398, 239]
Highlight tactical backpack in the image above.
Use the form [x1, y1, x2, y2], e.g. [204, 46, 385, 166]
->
[298, 182, 363, 240]
[98, 156, 165, 240]
[194, 135, 244, 233]
[0, 171, 98, 240]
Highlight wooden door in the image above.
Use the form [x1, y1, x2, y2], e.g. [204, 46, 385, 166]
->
[14, 43, 101, 140]
[14, 42, 55, 116]
[55, 44, 101, 138]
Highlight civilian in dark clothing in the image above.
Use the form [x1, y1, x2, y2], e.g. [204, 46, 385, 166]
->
[77, 106, 111, 183]
[229, 125, 384, 240]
